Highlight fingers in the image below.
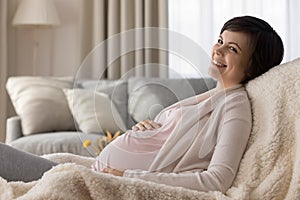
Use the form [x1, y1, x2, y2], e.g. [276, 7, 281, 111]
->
[142, 120, 154, 130]
[152, 122, 162, 129]
[132, 120, 162, 131]
[135, 122, 147, 131]
[132, 125, 139, 131]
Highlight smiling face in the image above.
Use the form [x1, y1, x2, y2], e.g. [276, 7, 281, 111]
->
[208, 30, 252, 88]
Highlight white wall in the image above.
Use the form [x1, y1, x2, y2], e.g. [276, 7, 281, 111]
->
[9, 0, 81, 77]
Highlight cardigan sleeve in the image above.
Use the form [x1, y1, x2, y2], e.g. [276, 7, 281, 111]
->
[123, 93, 252, 193]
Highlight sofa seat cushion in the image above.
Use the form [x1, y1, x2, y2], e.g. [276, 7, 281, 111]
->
[8, 132, 103, 157]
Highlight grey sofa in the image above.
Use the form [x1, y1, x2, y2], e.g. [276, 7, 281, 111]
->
[6, 77, 216, 157]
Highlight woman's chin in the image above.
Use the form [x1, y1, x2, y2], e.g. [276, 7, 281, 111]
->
[208, 65, 222, 81]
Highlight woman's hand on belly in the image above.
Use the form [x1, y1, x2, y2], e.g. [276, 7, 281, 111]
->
[132, 120, 162, 131]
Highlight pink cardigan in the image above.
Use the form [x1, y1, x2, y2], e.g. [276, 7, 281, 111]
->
[123, 84, 252, 193]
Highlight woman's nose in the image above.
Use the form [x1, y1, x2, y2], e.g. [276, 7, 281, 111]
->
[215, 46, 225, 56]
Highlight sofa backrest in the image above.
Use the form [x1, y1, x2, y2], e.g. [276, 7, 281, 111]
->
[127, 77, 216, 127]
[76, 77, 216, 129]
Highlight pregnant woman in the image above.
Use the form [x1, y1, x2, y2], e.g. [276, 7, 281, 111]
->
[93, 15, 284, 193]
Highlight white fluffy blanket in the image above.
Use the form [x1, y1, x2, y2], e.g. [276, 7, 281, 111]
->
[1, 58, 300, 200]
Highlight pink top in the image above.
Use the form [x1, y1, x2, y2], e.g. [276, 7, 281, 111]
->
[91, 100, 182, 171]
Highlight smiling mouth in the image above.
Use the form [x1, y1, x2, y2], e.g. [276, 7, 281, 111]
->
[213, 59, 227, 68]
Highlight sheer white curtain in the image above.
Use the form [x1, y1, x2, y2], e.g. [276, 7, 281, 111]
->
[169, 0, 300, 78]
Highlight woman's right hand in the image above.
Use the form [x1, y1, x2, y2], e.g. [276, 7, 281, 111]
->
[132, 120, 162, 131]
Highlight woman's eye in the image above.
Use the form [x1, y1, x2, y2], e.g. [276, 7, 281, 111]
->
[217, 39, 223, 45]
[229, 46, 237, 53]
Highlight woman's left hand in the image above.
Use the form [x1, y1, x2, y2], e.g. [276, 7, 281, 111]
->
[102, 168, 124, 176]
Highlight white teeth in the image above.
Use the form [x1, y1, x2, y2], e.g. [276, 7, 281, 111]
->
[213, 59, 226, 67]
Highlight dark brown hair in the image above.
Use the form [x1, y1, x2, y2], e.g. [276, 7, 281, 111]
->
[221, 16, 284, 83]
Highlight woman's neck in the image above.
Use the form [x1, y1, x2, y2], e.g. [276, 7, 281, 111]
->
[215, 81, 241, 92]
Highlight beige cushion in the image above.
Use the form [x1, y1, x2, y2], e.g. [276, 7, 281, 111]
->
[78, 79, 128, 128]
[6, 76, 76, 135]
[63, 88, 127, 134]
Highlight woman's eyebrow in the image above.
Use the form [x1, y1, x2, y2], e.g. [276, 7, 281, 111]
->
[229, 42, 242, 51]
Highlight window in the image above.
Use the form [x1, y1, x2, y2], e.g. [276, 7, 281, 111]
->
[168, 0, 299, 78]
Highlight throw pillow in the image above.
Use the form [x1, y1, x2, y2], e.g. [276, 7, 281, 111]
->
[6, 76, 76, 135]
[63, 89, 127, 134]
[77, 79, 128, 128]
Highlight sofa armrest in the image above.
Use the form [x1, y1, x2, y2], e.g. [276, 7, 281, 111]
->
[6, 116, 23, 143]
